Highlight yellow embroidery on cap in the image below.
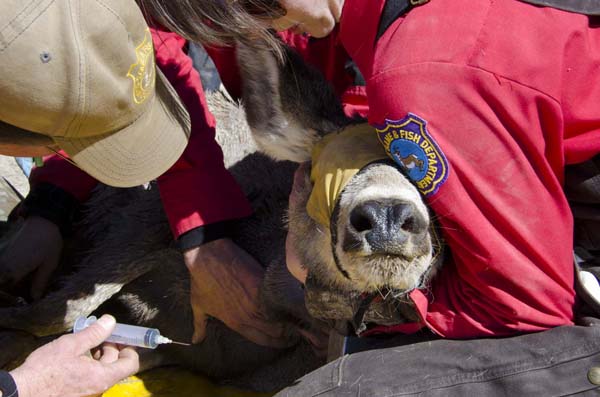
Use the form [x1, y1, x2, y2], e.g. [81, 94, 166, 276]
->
[127, 28, 156, 104]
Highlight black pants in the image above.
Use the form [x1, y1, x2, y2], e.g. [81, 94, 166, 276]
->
[275, 324, 600, 396]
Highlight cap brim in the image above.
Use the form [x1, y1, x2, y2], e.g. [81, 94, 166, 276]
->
[0, 119, 58, 157]
[55, 69, 190, 188]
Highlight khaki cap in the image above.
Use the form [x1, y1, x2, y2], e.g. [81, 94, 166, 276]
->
[0, 0, 191, 187]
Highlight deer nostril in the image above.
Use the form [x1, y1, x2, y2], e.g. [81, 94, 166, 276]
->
[392, 204, 417, 233]
[402, 216, 415, 231]
[349, 201, 387, 233]
[345, 200, 426, 254]
[350, 207, 375, 233]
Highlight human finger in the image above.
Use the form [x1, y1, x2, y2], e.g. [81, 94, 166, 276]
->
[72, 314, 116, 354]
[91, 346, 102, 360]
[240, 311, 297, 344]
[99, 342, 120, 364]
[105, 347, 139, 380]
[237, 325, 294, 349]
[118, 346, 139, 362]
[191, 305, 208, 344]
[298, 328, 329, 355]
[245, 312, 289, 339]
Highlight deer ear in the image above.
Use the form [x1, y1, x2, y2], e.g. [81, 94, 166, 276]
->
[236, 40, 351, 163]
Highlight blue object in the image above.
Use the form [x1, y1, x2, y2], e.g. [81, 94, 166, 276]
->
[15, 157, 33, 177]
[188, 43, 221, 93]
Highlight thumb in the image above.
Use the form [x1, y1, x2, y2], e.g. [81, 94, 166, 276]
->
[191, 308, 208, 344]
[73, 314, 116, 354]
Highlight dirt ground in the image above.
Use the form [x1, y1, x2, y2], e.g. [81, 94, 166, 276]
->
[0, 155, 29, 195]
[0, 155, 30, 221]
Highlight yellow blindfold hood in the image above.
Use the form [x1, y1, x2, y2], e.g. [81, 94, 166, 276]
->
[306, 124, 388, 227]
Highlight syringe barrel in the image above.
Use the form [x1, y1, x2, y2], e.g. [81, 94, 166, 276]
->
[73, 316, 161, 349]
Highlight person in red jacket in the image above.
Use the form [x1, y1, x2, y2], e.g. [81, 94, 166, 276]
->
[139, 0, 600, 338]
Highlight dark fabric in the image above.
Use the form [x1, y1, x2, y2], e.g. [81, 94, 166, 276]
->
[275, 325, 600, 396]
[519, 0, 600, 15]
[344, 328, 439, 354]
[568, 154, 600, 317]
[344, 60, 365, 87]
[566, 155, 600, 256]
[21, 182, 79, 237]
[376, 0, 413, 41]
[177, 219, 234, 251]
[188, 43, 221, 93]
[0, 370, 18, 397]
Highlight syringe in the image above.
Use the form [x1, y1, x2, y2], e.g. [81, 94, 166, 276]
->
[73, 316, 190, 349]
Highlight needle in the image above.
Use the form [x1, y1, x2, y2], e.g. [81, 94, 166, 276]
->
[169, 340, 191, 346]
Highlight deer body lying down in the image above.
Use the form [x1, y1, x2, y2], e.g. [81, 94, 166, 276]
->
[0, 42, 442, 391]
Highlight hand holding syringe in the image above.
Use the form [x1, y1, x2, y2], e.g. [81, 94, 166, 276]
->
[73, 316, 190, 349]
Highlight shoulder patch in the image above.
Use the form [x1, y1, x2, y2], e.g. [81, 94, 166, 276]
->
[376, 113, 449, 197]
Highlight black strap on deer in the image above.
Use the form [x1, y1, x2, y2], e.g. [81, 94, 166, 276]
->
[518, 0, 600, 15]
[329, 193, 351, 280]
[351, 292, 377, 335]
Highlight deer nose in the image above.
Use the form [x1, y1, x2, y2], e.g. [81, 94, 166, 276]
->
[347, 200, 424, 253]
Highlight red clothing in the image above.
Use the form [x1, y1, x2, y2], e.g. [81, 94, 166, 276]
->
[151, 30, 251, 236]
[31, 28, 252, 237]
[339, 0, 600, 338]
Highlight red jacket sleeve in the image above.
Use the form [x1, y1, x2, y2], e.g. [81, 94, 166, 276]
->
[151, 28, 252, 237]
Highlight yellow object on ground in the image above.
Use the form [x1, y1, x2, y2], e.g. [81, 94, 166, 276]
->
[103, 367, 274, 397]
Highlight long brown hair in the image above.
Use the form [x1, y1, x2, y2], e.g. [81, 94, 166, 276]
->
[137, 0, 286, 52]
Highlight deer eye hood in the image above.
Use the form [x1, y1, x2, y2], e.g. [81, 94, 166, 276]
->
[306, 124, 388, 227]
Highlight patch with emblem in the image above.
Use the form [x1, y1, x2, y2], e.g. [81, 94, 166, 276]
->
[127, 28, 155, 105]
[376, 113, 449, 197]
